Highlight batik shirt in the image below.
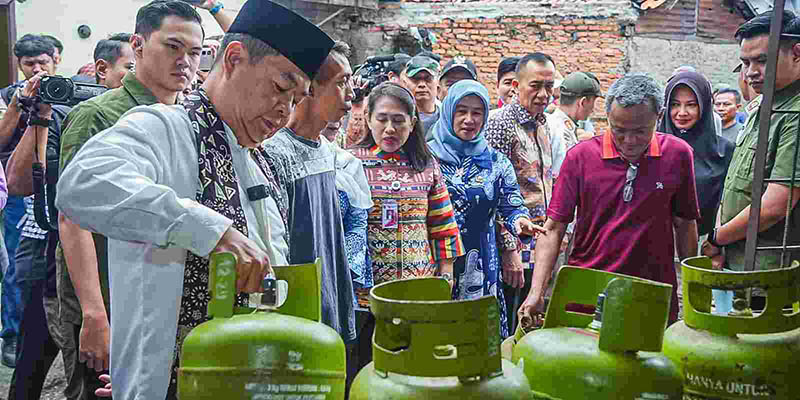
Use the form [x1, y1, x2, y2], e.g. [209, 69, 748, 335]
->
[484, 98, 554, 266]
[338, 190, 371, 308]
[440, 150, 529, 338]
[352, 145, 465, 304]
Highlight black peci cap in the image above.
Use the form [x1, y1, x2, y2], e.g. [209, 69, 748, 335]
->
[227, 0, 335, 80]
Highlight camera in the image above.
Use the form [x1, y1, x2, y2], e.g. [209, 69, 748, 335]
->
[39, 75, 109, 107]
[352, 55, 397, 103]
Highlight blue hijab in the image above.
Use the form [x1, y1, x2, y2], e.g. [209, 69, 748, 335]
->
[428, 80, 491, 168]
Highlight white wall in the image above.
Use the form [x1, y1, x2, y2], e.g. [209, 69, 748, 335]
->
[15, 0, 245, 78]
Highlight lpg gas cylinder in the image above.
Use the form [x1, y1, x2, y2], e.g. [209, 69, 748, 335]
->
[178, 253, 346, 399]
[664, 257, 800, 399]
[349, 277, 531, 399]
[512, 267, 684, 399]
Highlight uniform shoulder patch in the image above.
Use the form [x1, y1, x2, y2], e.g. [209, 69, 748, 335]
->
[746, 94, 762, 113]
[564, 119, 575, 131]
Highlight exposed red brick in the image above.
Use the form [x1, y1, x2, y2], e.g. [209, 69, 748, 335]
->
[390, 16, 628, 115]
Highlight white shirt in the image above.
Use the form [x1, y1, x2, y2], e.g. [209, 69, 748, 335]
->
[56, 103, 287, 400]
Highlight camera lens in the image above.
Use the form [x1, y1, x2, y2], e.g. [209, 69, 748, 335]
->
[43, 78, 72, 102]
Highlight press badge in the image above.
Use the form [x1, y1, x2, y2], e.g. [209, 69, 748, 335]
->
[382, 199, 399, 229]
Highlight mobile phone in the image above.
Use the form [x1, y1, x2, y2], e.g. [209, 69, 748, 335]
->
[199, 47, 214, 72]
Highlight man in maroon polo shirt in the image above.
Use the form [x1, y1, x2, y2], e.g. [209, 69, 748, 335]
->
[519, 73, 700, 324]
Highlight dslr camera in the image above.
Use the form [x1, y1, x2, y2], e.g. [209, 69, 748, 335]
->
[352, 55, 398, 103]
[39, 75, 109, 107]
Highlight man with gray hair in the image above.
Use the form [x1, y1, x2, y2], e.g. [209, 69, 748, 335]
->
[519, 73, 700, 325]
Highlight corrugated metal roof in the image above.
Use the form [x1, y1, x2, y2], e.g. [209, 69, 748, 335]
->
[635, 0, 745, 42]
[635, 0, 697, 40]
[697, 0, 746, 42]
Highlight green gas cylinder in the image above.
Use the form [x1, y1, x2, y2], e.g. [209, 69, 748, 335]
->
[178, 253, 346, 399]
[663, 257, 800, 399]
[349, 277, 531, 399]
[511, 267, 684, 399]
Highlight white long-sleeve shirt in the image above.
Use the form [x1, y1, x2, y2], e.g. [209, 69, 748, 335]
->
[55, 103, 287, 400]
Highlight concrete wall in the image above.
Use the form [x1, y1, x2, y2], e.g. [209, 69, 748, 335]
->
[628, 36, 743, 92]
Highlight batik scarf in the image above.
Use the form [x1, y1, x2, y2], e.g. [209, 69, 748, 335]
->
[165, 89, 286, 398]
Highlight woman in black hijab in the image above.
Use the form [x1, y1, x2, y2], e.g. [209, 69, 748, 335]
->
[659, 71, 735, 237]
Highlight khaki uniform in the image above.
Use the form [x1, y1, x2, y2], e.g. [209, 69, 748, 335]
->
[720, 80, 800, 271]
[547, 107, 579, 177]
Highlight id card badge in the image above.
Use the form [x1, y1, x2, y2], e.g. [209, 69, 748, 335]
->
[382, 199, 399, 229]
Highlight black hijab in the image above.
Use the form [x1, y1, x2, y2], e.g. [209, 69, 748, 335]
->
[658, 71, 735, 236]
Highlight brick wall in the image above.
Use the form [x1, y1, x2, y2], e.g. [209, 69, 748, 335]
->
[405, 16, 631, 127]
[280, 1, 635, 127]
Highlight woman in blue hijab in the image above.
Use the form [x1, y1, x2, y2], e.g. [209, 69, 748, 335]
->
[429, 80, 539, 337]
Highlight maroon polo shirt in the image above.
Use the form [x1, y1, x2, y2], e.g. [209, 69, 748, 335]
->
[548, 131, 700, 323]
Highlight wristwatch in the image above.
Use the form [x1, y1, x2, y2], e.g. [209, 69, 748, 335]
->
[708, 227, 724, 248]
[440, 272, 453, 282]
[28, 115, 51, 128]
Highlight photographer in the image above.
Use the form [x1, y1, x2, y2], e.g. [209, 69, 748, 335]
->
[4, 70, 71, 400]
[1, 33, 131, 400]
[0, 34, 57, 370]
[341, 53, 411, 148]
[386, 53, 410, 84]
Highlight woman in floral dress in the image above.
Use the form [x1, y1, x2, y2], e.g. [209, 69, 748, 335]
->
[429, 80, 539, 338]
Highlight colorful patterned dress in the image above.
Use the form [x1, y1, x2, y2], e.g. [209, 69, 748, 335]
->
[439, 150, 529, 338]
[351, 145, 465, 306]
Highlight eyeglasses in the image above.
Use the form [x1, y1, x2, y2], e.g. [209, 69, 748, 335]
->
[623, 163, 638, 203]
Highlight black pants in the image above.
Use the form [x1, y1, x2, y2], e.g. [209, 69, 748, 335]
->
[8, 280, 60, 400]
[502, 268, 534, 335]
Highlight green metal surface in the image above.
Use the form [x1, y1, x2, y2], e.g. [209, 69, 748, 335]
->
[350, 277, 531, 399]
[543, 267, 672, 351]
[511, 267, 683, 399]
[514, 328, 683, 399]
[179, 253, 346, 399]
[663, 257, 800, 399]
[369, 277, 501, 379]
[679, 256, 800, 335]
[351, 359, 530, 400]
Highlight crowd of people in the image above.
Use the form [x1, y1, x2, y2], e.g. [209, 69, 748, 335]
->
[0, 1, 796, 399]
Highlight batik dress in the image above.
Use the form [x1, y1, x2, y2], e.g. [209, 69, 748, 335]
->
[338, 190, 371, 306]
[439, 149, 529, 338]
[351, 145, 465, 306]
